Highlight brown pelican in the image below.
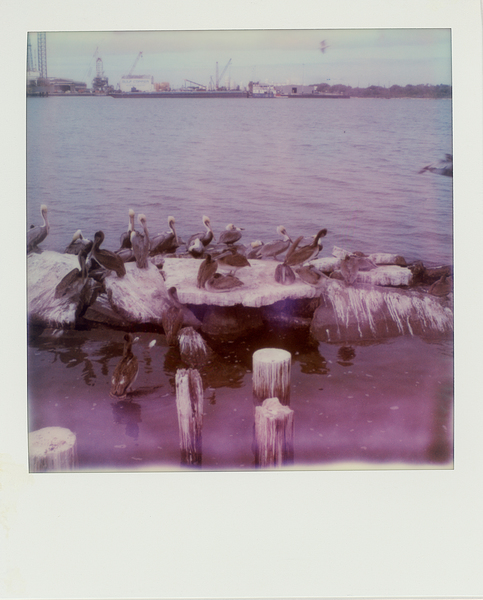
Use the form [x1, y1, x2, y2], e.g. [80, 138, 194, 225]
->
[55, 241, 94, 297]
[428, 273, 452, 297]
[419, 154, 453, 177]
[64, 230, 91, 255]
[296, 264, 329, 286]
[247, 240, 264, 259]
[118, 209, 136, 250]
[27, 204, 49, 254]
[162, 287, 202, 344]
[218, 223, 244, 245]
[274, 263, 296, 285]
[187, 216, 214, 257]
[205, 273, 244, 292]
[340, 253, 360, 285]
[215, 248, 251, 276]
[197, 254, 218, 289]
[90, 231, 126, 278]
[131, 213, 150, 269]
[284, 229, 327, 266]
[150, 216, 179, 255]
[110, 334, 139, 399]
[256, 225, 292, 260]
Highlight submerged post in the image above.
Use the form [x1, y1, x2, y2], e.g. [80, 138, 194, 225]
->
[29, 427, 77, 472]
[175, 368, 204, 467]
[254, 397, 294, 467]
[252, 348, 292, 406]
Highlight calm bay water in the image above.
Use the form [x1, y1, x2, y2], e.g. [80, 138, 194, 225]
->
[27, 96, 453, 471]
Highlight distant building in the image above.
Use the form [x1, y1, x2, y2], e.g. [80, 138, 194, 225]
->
[251, 83, 275, 97]
[275, 84, 319, 96]
[120, 75, 154, 93]
[155, 82, 170, 92]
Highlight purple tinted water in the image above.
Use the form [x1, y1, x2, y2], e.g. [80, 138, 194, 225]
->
[27, 96, 453, 471]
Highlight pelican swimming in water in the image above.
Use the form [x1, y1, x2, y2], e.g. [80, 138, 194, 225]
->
[90, 231, 126, 278]
[256, 225, 293, 260]
[118, 209, 136, 250]
[197, 253, 218, 289]
[218, 223, 244, 245]
[215, 247, 251, 276]
[110, 334, 139, 400]
[187, 216, 214, 257]
[27, 204, 50, 254]
[150, 216, 179, 255]
[131, 213, 150, 269]
[64, 230, 91, 255]
[205, 272, 244, 292]
[284, 229, 327, 266]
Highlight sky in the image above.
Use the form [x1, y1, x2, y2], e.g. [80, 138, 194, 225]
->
[28, 28, 452, 90]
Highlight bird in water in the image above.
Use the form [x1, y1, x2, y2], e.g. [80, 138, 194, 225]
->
[27, 204, 50, 254]
[419, 154, 453, 177]
[187, 216, 214, 257]
[131, 213, 150, 269]
[428, 272, 452, 297]
[296, 264, 329, 286]
[150, 216, 179, 255]
[218, 223, 244, 245]
[118, 209, 136, 250]
[90, 231, 126, 278]
[256, 225, 293, 260]
[284, 229, 327, 266]
[215, 247, 251, 276]
[110, 334, 139, 400]
[64, 230, 91, 255]
[205, 272, 244, 292]
[197, 253, 218, 289]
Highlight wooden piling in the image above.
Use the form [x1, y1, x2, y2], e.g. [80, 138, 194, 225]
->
[178, 326, 213, 368]
[175, 368, 204, 467]
[252, 347, 292, 406]
[29, 427, 77, 472]
[254, 397, 294, 467]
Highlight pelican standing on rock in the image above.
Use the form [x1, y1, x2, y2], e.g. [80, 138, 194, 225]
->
[284, 229, 327, 266]
[197, 254, 218, 289]
[150, 216, 179, 255]
[64, 230, 91, 255]
[218, 223, 244, 245]
[90, 231, 126, 278]
[296, 264, 329, 286]
[256, 225, 292, 260]
[27, 204, 50, 254]
[118, 209, 136, 250]
[205, 272, 244, 292]
[340, 253, 360, 285]
[131, 213, 150, 269]
[110, 334, 139, 400]
[187, 215, 214, 257]
[215, 248, 251, 276]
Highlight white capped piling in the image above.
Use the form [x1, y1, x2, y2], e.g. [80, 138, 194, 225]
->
[254, 397, 294, 467]
[29, 427, 77, 472]
[178, 326, 213, 368]
[252, 348, 292, 406]
[175, 368, 204, 466]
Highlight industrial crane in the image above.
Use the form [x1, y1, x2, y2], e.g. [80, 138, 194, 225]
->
[128, 52, 143, 76]
[216, 58, 232, 89]
[184, 79, 206, 90]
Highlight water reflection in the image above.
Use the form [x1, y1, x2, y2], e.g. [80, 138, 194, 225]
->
[337, 345, 356, 367]
[111, 400, 142, 441]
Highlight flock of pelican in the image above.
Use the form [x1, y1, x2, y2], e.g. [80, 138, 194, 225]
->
[27, 205, 334, 292]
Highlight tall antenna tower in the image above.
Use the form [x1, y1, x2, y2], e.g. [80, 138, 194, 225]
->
[37, 32, 47, 78]
[27, 33, 34, 72]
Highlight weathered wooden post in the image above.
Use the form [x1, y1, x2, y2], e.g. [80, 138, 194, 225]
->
[254, 397, 294, 467]
[175, 368, 204, 467]
[252, 348, 292, 406]
[178, 326, 213, 368]
[29, 427, 77, 472]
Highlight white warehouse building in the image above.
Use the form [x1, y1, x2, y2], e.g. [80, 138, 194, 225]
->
[120, 75, 154, 93]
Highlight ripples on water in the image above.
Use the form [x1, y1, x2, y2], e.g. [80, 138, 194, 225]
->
[27, 96, 452, 265]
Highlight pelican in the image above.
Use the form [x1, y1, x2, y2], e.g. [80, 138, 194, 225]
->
[118, 209, 136, 250]
[274, 263, 296, 285]
[340, 253, 360, 285]
[110, 334, 139, 400]
[131, 213, 150, 269]
[54, 242, 93, 297]
[215, 248, 251, 276]
[64, 230, 91, 255]
[197, 254, 218, 289]
[419, 154, 453, 177]
[187, 216, 214, 257]
[162, 287, 202, 344]
[296, 264, 329, 286]
[428, 273, 452, 297]
[205, 273, 244, 292]
[150, 216, 179, 255]
[27, 204, 50, 254]
[90, 231, 126, 278]
[218, 223, 244, 245]
[284, 229, 327, 266]
[256, 226, 292, 260]
[247, 240, 264, 259]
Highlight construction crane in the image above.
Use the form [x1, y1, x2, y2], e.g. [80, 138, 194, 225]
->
[128, 52, 143, 76]
[184, 79, 206, 90]
[216, 58, 232, 89]
[83, 47, 99, 84]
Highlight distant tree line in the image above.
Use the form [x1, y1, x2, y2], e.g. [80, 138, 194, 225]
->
[314, 83, 452, 98]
